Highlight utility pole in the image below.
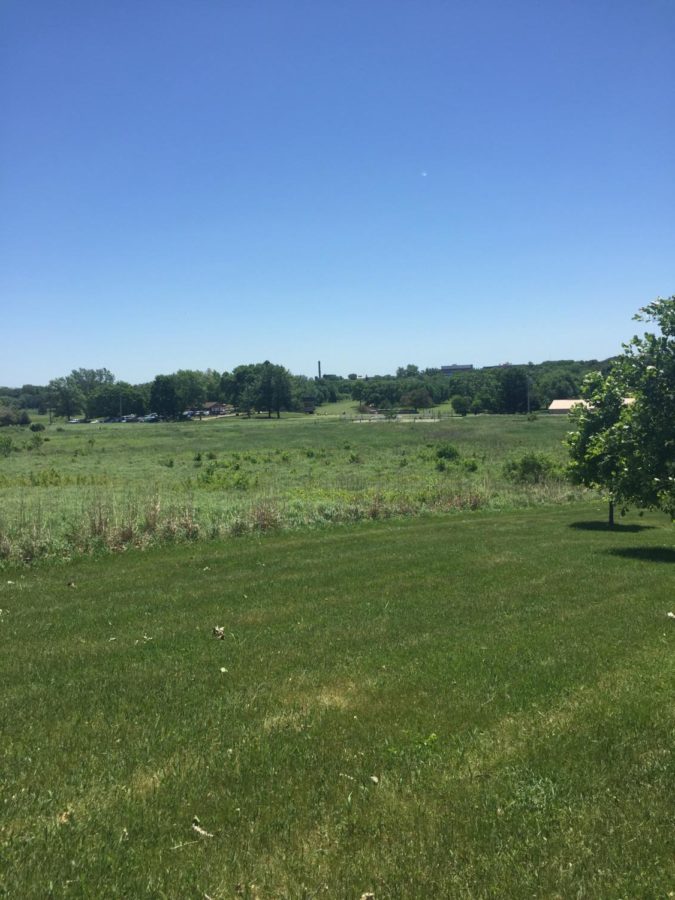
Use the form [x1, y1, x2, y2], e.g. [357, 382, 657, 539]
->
[318, 361, 322, 379]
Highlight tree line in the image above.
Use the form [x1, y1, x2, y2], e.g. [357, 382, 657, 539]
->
[1, 357, 616, 423]
[0, 364, 346, 421]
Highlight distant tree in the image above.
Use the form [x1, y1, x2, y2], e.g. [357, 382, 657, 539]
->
[86, 382, 146, 419]
[451, 394, 470, 416]
[496, 366, 530, 413]
[203, 368, 222, 401]
[221, 365, 260, 409]
[401, 387, 433, 410]
[174, 370, 207, 411]
[396, 364, 420, 378]
[255, 361, 292, 418]
[18, 385, 48, 411]
[47, 377, 84, 419]
[238, 383, 256, 417]
[150, 375, 179, 418]
[69, 368, 115, 398]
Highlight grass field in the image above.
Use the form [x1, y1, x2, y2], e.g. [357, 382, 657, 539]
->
[1, 504, 673, 897]
[0, 414, 585, 562]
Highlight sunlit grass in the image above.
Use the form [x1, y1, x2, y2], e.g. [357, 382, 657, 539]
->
[0, 415, 584, 562]
[1, 505, 673, 897]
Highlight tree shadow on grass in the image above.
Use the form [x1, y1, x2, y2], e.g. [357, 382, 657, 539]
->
[569, 521, 656, 533]
[607, 547, 675, 564]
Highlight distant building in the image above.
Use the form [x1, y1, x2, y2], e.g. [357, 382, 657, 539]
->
[440, 364, 474, 376]
[548, 399, 588, 414]
[203, 402, 235, 416]
[548, 397, 634, 414]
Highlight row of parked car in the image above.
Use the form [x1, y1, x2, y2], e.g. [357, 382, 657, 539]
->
[68, 414, 161, 424]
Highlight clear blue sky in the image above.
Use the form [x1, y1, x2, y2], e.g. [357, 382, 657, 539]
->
[2, 0, 673, 385]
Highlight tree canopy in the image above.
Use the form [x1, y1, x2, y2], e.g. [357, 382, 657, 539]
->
[567, 296, 675, 521]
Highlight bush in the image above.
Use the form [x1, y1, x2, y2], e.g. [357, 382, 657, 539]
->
[503, 452, 562, 484]
[30, 423, 45, 432]
[0, 407, 19, 427]
[436, 442, 460, 462]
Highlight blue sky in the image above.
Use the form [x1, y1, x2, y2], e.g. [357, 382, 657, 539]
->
[2, 0, 673, 385]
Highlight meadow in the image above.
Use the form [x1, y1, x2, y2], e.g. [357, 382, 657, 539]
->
[2, 412, 672, 896]
[0, 412, 584, 563]
[1, 505, 673, 897]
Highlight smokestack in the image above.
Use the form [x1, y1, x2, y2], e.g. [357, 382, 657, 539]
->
[318, 360, 322, 379]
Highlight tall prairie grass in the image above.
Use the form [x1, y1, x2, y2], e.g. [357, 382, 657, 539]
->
[0, 415, 583, 562]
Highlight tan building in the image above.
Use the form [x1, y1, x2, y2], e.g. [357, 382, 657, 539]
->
[548, 397, 634, 414]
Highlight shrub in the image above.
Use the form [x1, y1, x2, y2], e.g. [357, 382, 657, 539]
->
[0, 435, 13, 457]
[30, 423, 45, 433]
[0, 407, 19, 427]
[503, 452, 561, 484]
[436, 443, 460, 462]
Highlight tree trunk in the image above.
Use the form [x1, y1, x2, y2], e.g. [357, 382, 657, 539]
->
[608, 499, 615, 527]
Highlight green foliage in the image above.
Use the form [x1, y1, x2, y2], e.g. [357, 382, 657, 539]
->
[400, 386, 433, 410]
[27, 432, 44, 452]
[86, 381, 146, 418]
[568, 296, 675, 518]
[451, 394, 470, 416]
[497, 366, 532, 414]
[29, 423, 45, 432]
[150, 374, 179, 418]
[221, 361, 292, 417]
[0, 434, 13, 457]
[504, 451, 561, 484]
[47, 376, 84, 419]
[436, 442, 460, 461]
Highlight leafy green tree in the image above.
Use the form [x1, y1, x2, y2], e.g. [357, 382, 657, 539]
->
[47, 377, 84, 419]
[401, 387, 433, 410]
[86, 382, 146, 418]
[451, 394, 470, 416]
[221, 365, 259, 409]
[567, 372, 629, 525]
[69, 368, 115, 398]
[396, 364, 420, 378]
[150, 375, 179, 418]
[496, 366, 531, 413]
[174, 370, 207, 411]
[567, 297, 675, 522]
[255, 361, 292, 418]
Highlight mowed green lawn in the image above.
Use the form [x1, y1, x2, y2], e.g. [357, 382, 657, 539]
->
[1, 505, 673, 898]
